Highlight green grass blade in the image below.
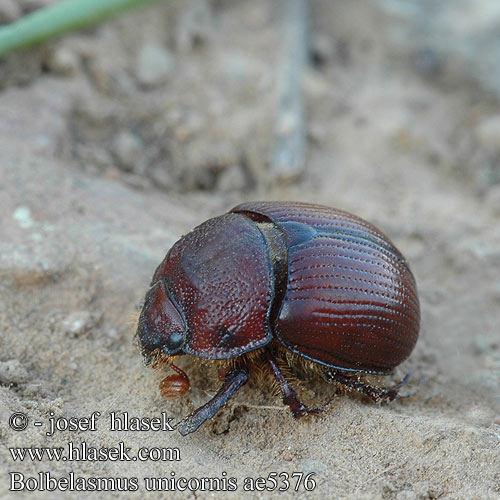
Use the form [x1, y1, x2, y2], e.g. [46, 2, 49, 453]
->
[0, 0, 165, 58]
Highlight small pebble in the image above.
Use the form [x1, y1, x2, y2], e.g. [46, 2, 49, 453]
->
[465, 405, 495, 427]
[23, 383, 45, 398]
[485, 185, 500, 216]
[113, 130, 144, 172]
[217, 165, 248, 192]
[13, 206, 35, 229]
[476, 115, 500, 156]
[0, 0, 22, 24]
[107, 328, 118, 339]
[492, 283, 500, 302]
[149, 165, 178, 190]
[0, 359, 29, 385]
[136, 43, 174, 89]
[473, 335, 490, 355]
[300, 459, 325, 474]
[174, 0, 214, 52]
[396, 481, 440, 500]
[62, 311, 93, 336]
[310, 32, 335, 67]
[44, 46, 80, 76]
[396, 492, 417, 500]
[171, 111, 204, 142]
[222, 54, 253, 83]
[411, 47, 442, 77]
[303, 70, 330, 99]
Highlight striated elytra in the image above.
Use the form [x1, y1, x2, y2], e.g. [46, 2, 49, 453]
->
[135, 201, 420, 435]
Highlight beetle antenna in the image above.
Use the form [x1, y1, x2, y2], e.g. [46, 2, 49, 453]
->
[168, 361, 188, 380]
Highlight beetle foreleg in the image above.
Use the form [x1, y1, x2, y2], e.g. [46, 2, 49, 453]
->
[176, 367, 248, 436]
[325, 370, 411, 403]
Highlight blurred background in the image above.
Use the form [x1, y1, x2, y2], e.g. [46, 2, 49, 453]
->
[0, 1, 499, 498]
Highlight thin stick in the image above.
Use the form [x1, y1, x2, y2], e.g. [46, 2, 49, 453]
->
[0, 0, 165, 58]
[270, 0, 309, 181]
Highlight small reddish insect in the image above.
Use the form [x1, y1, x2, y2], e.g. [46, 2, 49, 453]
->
[135, 202, 420, 435]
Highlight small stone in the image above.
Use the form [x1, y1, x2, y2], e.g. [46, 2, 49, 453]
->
[476, 115, 500, 155]
[62, 311, 93, 336]
[307, 122, 327, 144]
[136, 43, 174, 89]
[492, 283, 500, 302]
[107, 328, 118, 339]
[304, 70, 330, 99]
[411, 47, 442, 77]
[221, 53, 257, 84]
[149, 164, 178, 190]
[174, 0, 214, 52]
[113, 130, 144, 172]
[300, 459, 325, 474]
[13, 206, 35, 229]
[485, 185, 500, 216]
[310, 32, 335, 67]
[44, 46, 80, 76]
[465, 405, 495, 427]
[0, 0, 22, 24]
[217, 165, 248, 192]
[0, 360, 29, 384]
[395, 478, 441, 499]
[395, 492, 417, 500]
[23, 383, 45, 398]
[172, 111, 204, 142]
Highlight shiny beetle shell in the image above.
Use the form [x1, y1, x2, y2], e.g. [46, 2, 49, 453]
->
[136, 201, 420, 434]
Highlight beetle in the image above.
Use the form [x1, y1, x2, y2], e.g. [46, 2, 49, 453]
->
[135, 201, 420, 435]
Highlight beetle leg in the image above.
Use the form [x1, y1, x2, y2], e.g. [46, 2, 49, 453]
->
[394, 373, 428, 400]
[176, 367, 248, 436]
[264, 349, 323, 418]
[325, 370, 411, 403]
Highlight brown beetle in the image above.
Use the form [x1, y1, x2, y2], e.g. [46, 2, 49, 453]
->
[135, 201, 420, 435]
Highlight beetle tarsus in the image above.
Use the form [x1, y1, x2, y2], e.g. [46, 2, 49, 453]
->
[325, 370, 412, 403]
[393, 372, 429, 400]
[177, 367, 248, 436]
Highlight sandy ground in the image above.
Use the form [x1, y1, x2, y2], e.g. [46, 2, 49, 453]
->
[0, 1, 499, 499]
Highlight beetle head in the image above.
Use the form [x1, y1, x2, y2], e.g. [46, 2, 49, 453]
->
[135, 279, 187, 364]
